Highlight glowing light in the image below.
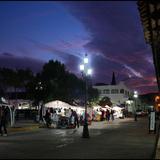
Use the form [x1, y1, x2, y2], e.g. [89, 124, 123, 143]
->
[134, 91, 138, 94]
[126, 100, 133, 104]
[87, 68, 92, 75]
[80, 64, 84, 71]
[84, 57, 88, 64]
[134, 94, 138, 98]
[134, 90, 138, 98]
[155, 96, 160, 102]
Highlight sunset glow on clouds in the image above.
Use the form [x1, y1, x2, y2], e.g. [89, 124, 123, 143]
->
[0, 1, 158, 94]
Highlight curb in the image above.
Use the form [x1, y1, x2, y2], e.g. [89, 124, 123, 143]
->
[155, 138, 160, 159]
[8, 125, 40, 133]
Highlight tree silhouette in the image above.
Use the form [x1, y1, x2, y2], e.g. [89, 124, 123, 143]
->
[99, 96, 112, 107]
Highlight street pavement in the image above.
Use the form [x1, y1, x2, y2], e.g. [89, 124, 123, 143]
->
[0, 117, 158, 159]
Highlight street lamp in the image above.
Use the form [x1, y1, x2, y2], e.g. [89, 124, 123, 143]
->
[79, 54, 92, 138]
[133, 91, 138, 121]
[35, 81, 44, 122]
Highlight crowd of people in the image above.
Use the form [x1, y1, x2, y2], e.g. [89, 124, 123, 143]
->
[100, 109, 115, 121]
[43, 108, 80, 129]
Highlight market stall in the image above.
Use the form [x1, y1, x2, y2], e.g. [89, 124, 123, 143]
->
[92, 105, 102, 121]
[112, 106, 123, 119]
[44, 100, 90, 128]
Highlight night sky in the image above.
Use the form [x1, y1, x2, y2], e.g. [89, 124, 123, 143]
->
[0, 1, 158, 94]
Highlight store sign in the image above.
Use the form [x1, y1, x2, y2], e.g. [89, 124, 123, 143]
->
[150, 112, 155, 131]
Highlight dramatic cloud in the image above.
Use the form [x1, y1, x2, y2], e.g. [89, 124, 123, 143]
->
[0, 53, 44, 73]
[25, 38, 83, 74]
[0, 2, 158, 94]
[124, 65, 143, 78]
[64, 1, 158, 93]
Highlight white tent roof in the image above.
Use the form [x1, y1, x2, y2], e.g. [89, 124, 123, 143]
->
[93, 105, 102, 110]
[112, 106, 123, 111]
[44, 100, 72, 109]
[104, 105, 112, 109]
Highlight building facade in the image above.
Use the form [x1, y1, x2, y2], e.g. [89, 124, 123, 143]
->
[93, 81, 133, 106]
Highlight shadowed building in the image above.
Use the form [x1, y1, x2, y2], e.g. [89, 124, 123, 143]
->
[137, 1, 160, 92]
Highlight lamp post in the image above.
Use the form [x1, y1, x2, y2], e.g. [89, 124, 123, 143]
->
[79, 54, 92, 138]
[133, 91, 138, 121]
[35, 81, 43, 122]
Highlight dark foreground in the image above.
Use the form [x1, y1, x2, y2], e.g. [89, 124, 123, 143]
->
[0, 117, 157, 159]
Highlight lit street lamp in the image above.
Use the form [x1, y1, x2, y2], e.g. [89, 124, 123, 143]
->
[79, 54, 92, 138]
[133, 91, 138, 121]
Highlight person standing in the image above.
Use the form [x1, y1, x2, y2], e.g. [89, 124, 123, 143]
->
[101, 109, 105, 121]
[70, 109, 75, 127]
[73, 110, 79, 128]
[106, 109, 110, 121]
[51, 110, 59, 128]
[0, 106, 8, 136]
[111, 109, 114, 121]
[44, 109, 51, 128]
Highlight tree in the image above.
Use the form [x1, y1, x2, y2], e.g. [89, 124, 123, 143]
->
[88, 87, 99, 106]
[0, 67, 34, 126]
[99, 96, 112, 107]
[38, 60, 86, 104]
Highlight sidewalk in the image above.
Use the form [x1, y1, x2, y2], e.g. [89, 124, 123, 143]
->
[53, 117, 157, 159]
[154, 120, 160, 159]
[7, 120, 40, 133]
[0, 117, 158, 159]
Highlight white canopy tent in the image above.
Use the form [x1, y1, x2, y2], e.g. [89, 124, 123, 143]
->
[112, 106, 123, 111]
[102, 105, 112, 111]
[71, 106, 85, 115]
[45, 100, 72, 109]
[112, 106, 123, 118]
[44, 100, 86, 117]
[92, 105, 102, 116]
[93, 105, 101, 111]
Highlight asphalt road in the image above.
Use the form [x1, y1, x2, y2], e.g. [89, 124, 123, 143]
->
[0, 117, 157, 159]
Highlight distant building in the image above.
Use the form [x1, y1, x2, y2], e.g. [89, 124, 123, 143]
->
[6, 87, 27, 99]
[93, 72, 133, 105]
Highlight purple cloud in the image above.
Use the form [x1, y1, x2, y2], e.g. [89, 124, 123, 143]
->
[0, 53, 44, 73]
[64, 1, 157, 93]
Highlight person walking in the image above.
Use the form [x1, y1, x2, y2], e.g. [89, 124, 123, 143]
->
[101, 109, 105, 121]
[111, 109, 114, 121]
[106, 109, 110, 121]
[51, 110, 59, 128]
[44, 109, 51, 128]
[70, 109, 75, 127]
[73, 110, 79, 128]
[0, 106, 8, 136]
